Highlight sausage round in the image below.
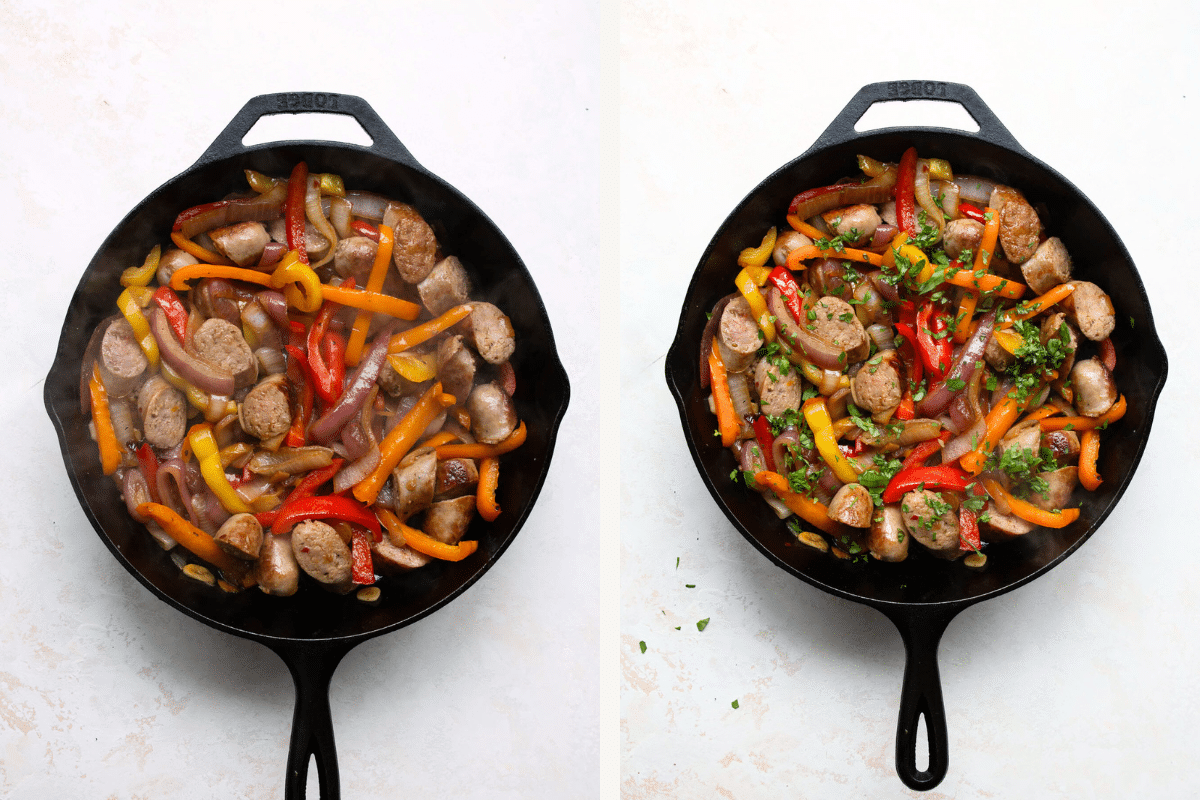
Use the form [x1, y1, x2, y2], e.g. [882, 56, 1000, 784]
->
[822, 204, 880, 247]
[157, 248, 199, 286]
[100, 318, 149, 396]
[392, 448, 437, 518]
[437, 335, 477, 402]
[717, 295, 761, 374]
[255, 532, 300, 596]
[827, 483, 873, 528]
[851, 355, 902, 414]
[418, 256, 472, 316]
[753, 356, 801, 417]
[462, 302, 516, 365]
[867, 505, 908, 562]
[332, 235, 379, 285]
[900, 489, 960, 554]
[1021, 236, 1072, 294]
[467, 383, 518, 444]
[389, 203, 439, 283]
[942, 218, 984, 261]
[209, 221, 271, 267]
[773, 230, 812, 266]
[1070, 357, 1118, 417]
[997, 198, 1040, 264]
[290, 520, 353, 591]
[137, 375, 186, 448]
[1061, 281, 1116, 342]
[239, 375, 292, 440]
[423, 495, 476, 544]
[214, 513, 264, 560]
[192, 318, 257, 388]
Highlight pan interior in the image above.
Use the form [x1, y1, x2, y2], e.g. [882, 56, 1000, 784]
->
[668, 129, 1166, 608]
[46, 143, 569, 642]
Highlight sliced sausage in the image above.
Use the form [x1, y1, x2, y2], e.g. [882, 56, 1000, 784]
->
[1060, 281, 1116, 342]
[239, 374, 292, 440]
[192, 317, 257, 388]
[370, 537, 432, 573]
[827, 483, 873, 528]
[214, 513, 264, 560]
[717, 295, 761, 373]
[436, 458, 479, 498]
[1021, 236, 1071, 294]
[437, 335, 477, 402]
[137, 375, 186, 448]
[752, 356, 801, 417]
[1000, 418, 1042, 460]
[388, 203, 439, 283]
[821, 204, 880, 247]
[983, 332, 1015, 371]
[1070, 357, 1117, 417]
[255, 532, 300, 596]
[99, 318, 149, 396]
[467, 383, 517, 444]
[157, 248, 199, 286]
[850, 355, 902, 414]
[808, 296, 870, 365]
[461, 302, 515, 365]
[867, 505, 908, 562]
[418, 256, 471, 316]
[900, 489, 960, 555]
[773, 230, 812, 266]
[942, 218, 984, 261]
[423, 495, 476, 544]
[987, 185, 1025, 217]
[332, 235, 378, 284]
[291, 519, 353, 592]
[268, 218, 329, 262]
[997, 197, 1040, 264]
[209, 221, 271, 267]
[1044, 429, 1080, 463]
[979, 503, 1035, 542]
[392, 448, 437, 518]
[1030, 466, 1078, 512]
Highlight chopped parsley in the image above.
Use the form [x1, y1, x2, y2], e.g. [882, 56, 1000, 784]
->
[639, 641, 647, 654]
[732, 699, 740, 709]
[859, 457, 903, 507]
[696, 618, 710, 632]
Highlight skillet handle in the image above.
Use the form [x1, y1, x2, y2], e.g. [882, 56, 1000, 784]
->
[811, 81, 1026, 154]
[194, 92, 422, 170]
[270, 638, 357, 800]
[878, 604, 962, 792]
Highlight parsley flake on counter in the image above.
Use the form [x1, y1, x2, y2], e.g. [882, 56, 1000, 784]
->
[686, 584, 695, 588]
[731, 700, 740, 709]
[697, 618, 710, 631]
[639, 641, 647, 654]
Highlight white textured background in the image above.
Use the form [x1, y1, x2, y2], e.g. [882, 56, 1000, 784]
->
[621, 1, 1198, 798]
[1, 1, 612, 798]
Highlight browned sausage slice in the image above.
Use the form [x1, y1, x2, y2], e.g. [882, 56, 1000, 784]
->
[214, 513, 264, 560]
[418, 256, 472, 316]
[370, 537, 432, 573]
[291, 520, 353, 592]
[137, 375, 186, 448]
[392, 448, 437, 518]
[423, 495, 476, 544]
[332, 235, 378, 284]
[388, 203, 439, 283]
[255, 532, 299, 596]
[998, 198, 1040, 264]
[100, 318, 149, 396]
[239, 374, 292, 440]
[192, 318, 257, 388]
[942, 218, 984, 261]
[850, 355, 902, 414]
[821, 204, 880, 247]
[900, 489, 960, 555]
[867, 505, 908, 562]
[437, 335, 477, 402]
[752, 356, 801, 416]
[1061, 281, 1116, 342]
[209, 221, 271, 267]
[467, 383, 517, 444]
[1070, 357, 1117, 417]
[827, 483, 873, 528]
[461, 302, 516, 365]
[717, 296, 761, 374]
[1030, 466, 1078, 512]
[1021, 237, 1072, 294]
[436, 458, 479, 498]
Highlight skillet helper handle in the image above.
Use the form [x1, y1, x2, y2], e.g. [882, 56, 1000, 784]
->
[880, 604, 961, 792]
[811, 81, 1026, 154]
[195, 92, 422, 170]
[271, 639, 357, 800]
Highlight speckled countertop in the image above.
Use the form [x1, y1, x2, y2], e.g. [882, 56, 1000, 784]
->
[620, 1, 1200, 797]
[1, 2, 607, 797]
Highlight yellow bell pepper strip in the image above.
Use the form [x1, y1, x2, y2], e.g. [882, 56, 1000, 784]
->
[856, 154, 890, 178]
[1039, 395, 1128, 432]
[785, 213, 829, 242]
[386, 352, 439, 383]
[170, 230, 231, 265]
[187, 423, 252, 514]
[120, 245, 162, 288]
[904, 244, 937, 284]
[753, 471, 841, 536]
[959, 393, 1025, 475]
[734, 267, 775, 342]
[387, 304, 474, 354]
[245, 169, 281, 193]
[926, 158, 953, 182]
[708, 345, 740, 448]
[801, 396, 860, 484]
[996, 284, 1075, 330]
[285, 161, 310, 265]
[785, 244, 886, 270]
[1078, 429, 1103, 491]
[945, 269, 1026, 300]
[376, 508, 479, 561]
[115, 287, 160, 368]
[137, 502, 254, 579]
[980, 478, 1080, 528]
[991, 327, 1025, 355]
[353, 382, 454, 505]
[477, 457, 502, 521]
[320, 283, 421, 322]
[433, 421, 527, 460]
[315, 172, 345, 197]
[271, 249, 323, 314]
[738, 227, 777, 268]
[88, 363, 122, 475]
[345, 223, 395, 366]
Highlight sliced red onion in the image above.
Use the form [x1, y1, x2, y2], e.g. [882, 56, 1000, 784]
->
[946, 395, 974, 435]
[195, 278, 241, 326]
[179, 184, 287, 240]
[344, 190, 392, 222]
[333, 445, 381, 495]
[869, 273, 900, 304]
[699, 293, 735, 389]
[329, 196, 353, 240]
[256, 290, 290, 328]
[247, 446, 335, 476]
[157, 457, 198, 527]
[788, 170, 898, 221]
[255, 346, 286, 376]
[932, 180, 959, 220]
[191, 485, 230, 534]
[151, 305, 235, 396]
[123, 468, 154, 523]
[916, 310, 995, 418]
[309, 324, 397, 443]
[727, 372, 754, 431]
[305, 176, 338, 269]
[109, 397, 138, 447]
[762, 492, 793, 519]
[866, 323, 896, 352]
[772, 426, 800, 474]
[943, 417, 986, 464]
[257, 242, 287, 268]
[955, 175, 998, 206]
[914, 160, 944, 241]
[869, 223, 898, 250]
[768, 287, 848, 372]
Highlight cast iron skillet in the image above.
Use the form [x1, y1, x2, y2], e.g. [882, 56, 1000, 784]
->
[44, 92, 570, 799]
[665, 82, 1166, 791]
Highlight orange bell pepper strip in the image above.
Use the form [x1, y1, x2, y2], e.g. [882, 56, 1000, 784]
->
[420, 430, 460, 449]
[88, 364, 122, 475]
[352, 382, 455, 505]
[1039, 395, 1127, 432]
[802, 396, 860, 484]
[386, 304, 474, 353]
[980, 478, 1080, 528]
[345, 223, 395, 366]
[753, 471, 841, 536]
[953, 291, 978, 344]
[137, 502, 256, 579]
[319, 283, 421, 321]
[960, 393, 1024, 475]
[477, 457, 502, 521]
[945, 270, 1026, 299]
[997, 284, 1076, 329]
[170, 263, 273, 291]
[708, 345, 740, 448]
[785, 243, 885, 270]
[169, 231, 231, 265]
[1020, 404, 1062, 425]
[376, 508, 479, 561]
[1078, 429, 1103, 490]
[974, 206, 1000, 272]
[433, 421, 527, 460]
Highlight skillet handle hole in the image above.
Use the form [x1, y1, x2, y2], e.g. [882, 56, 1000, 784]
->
[915, 709, 930, 774]
[854, 99, 981, 134]
[241, 113, 374, 148]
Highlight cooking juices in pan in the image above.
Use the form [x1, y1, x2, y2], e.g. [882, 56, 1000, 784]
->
[84, 161, 527, 599]
[702, 147, 1125, 566]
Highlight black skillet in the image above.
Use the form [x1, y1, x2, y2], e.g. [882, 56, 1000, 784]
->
[665, 81, 1166, 791]
[44, 92, 570, 799]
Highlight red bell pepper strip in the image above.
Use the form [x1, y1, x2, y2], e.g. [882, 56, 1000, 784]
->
[881, 464, 974, 504]
[284, 344, 314, 447]
[350, 220, 380, 242]
[766, 265, 805, 325]
[896, 146, 919, 236]
[286, 161, 310, 265]
[752, 415, 777, 473]
[288, 320, 307, 349]
[305, 280, 352, 406]
[959, 507, 981, 551]
[957, 202, 986, 224]
[898, 432, 951, 474]
[256, 458, 345, 528]
[351, 528, 375, 584]
[135, 443, 161, 503]
[916, 303, 953, 381]
[1098, 337, 1116, 372]
[173, 199, 230, 232]
[151, 286, 189, 344]
[897, 300, 917, 328]
[269, 494, 383, 540]
[895, 395, 915, 421]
